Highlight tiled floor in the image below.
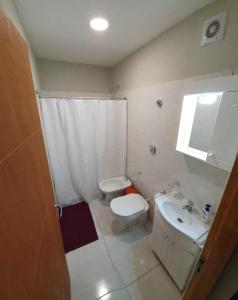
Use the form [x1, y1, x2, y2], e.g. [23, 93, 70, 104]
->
[66, 199, 181, 300]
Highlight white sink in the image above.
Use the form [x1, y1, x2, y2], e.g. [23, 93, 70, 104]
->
[156, 193, 209, 241]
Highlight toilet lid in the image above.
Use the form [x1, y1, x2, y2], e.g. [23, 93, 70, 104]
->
[110, 194, 145, 217]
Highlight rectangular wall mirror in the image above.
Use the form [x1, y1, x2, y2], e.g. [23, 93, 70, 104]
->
[176, 76, 238, 171]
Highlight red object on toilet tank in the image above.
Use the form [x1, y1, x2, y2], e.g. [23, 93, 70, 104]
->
[125, 186, 139, 194]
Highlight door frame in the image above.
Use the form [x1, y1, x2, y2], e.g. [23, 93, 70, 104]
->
[183, 155, 238, 300]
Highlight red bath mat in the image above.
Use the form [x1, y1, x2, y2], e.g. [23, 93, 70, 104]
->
[59, 202, 98, 253]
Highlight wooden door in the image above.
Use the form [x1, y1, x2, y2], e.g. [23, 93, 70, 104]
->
[183, 155, 238, 300]
[0, 9, 70, 300]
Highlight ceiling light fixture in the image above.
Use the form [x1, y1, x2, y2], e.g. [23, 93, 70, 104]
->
[90, 18, 109, 31]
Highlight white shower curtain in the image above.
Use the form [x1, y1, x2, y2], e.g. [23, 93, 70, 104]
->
[40, 98, 127, 206]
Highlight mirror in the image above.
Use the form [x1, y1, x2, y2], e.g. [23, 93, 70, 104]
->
[176, 92, 223, 161]
[176, 90, 238, 171]
[189, 93, 222, 152]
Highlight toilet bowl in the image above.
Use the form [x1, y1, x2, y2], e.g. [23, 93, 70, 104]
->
[99, 176, 131, 203]
[110, 193, 149, 230]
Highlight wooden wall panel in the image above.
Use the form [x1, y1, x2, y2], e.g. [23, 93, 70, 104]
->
[0, 131, 51, 300]
[0, 9, 70, 300]
[32, 203, 70, 300]
[0, 9, 40, 162]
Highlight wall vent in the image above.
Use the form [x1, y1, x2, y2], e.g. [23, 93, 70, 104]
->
[201, 12, 227, 47]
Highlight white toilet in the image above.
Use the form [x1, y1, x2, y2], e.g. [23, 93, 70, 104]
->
[110, 193, 149, 230]
[99, 176, 149, 230]
[99, 176, 132, 203]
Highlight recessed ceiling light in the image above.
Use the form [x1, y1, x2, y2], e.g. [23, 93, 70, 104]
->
[90, 18, 109, 31]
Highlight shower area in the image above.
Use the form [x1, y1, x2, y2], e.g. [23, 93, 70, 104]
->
[38, 95, 127, 252]
[39, 96, 128, 207]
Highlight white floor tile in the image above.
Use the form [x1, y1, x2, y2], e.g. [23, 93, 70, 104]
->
[67, 199, 180, 300]
[89, 198, 125, 236]
[99, 289, 131, 300]
[103, 226, 158, 285]
[127, 266, 182, 300]
[66, 239, 124, 300]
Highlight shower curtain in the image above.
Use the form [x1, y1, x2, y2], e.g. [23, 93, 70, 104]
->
[40, 98, 127, 206]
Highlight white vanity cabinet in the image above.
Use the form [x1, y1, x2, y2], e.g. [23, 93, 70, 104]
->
[152, 201, 200, 291]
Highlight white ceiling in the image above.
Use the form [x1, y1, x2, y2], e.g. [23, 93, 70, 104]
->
[15, 0, 214, 67]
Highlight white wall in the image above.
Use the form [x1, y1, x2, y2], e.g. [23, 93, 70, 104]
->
[0, 0, 40, 89]
[113, 0, 238, 90]
[37, 58, 113, 94]
[112, 0, 238, 212]
[122, 79, 229, 213]
[0, 1, 113, 95]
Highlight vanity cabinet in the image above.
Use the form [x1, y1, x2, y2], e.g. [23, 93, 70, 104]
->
[152, 202, 200, 291]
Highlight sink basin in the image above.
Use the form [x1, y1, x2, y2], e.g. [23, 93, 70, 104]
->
[156, 193, 209, 241]
[163, 201, 193, 225]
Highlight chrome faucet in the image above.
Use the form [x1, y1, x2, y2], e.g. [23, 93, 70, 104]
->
[183, 200, 194, 212]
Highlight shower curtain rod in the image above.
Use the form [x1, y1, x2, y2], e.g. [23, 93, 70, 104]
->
[36, 90, 127, 101]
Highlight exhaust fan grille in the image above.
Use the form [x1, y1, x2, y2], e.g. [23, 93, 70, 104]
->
[201, 12, 227, 46]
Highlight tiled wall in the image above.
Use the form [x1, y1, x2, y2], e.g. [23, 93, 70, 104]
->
[123, 79, 229, 212]
[112, 0, 238, 213]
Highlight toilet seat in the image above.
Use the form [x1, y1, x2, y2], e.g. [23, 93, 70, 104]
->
[110, 194, 148, 218]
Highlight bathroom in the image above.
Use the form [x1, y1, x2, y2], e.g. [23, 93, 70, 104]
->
[1, 0, 238, 299]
